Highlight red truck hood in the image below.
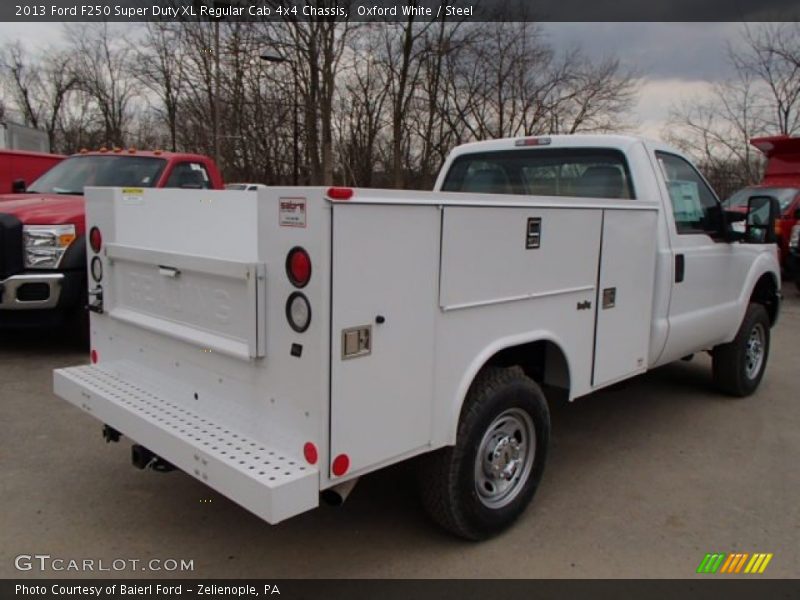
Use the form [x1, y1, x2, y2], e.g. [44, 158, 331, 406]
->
[0, 193, 86, 233]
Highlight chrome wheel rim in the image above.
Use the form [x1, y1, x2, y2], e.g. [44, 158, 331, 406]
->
[744, 323, 766, 380]
[474, 408, 535, 509]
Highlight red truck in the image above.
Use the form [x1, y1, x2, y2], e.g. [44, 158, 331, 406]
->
[724, 135, 800, 266]
[0, 149, 223, 330]
[0, 149, 65, 194]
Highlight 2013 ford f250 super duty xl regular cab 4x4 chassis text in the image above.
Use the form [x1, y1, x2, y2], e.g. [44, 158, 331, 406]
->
[53, 135, 781, 539]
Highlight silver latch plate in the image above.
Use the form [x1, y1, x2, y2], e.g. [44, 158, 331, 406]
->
[342, 326, 372, 359]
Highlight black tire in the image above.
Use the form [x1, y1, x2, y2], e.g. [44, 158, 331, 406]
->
[418, 366, 550, 540]
[712, 303, 770, 397]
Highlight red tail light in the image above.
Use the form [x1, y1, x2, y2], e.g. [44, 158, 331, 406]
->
[332, 454, 350, 477]
[89, 227, 102, 253]
[303, 442, 318, 465]
[286, 247, 311, 288]
[90, 349, 98, 364]
[327, 187, 354, 201]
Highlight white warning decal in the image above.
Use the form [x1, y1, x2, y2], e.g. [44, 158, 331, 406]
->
[279, 197, 307, 228]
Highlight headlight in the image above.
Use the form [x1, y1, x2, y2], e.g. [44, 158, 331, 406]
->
[23, 224, 76, 269]
[790, 224, 800, 249]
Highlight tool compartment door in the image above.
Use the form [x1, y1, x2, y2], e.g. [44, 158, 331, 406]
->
[95, 187, 265, 361]
[330, 204, 439, 475]
[592, 208, 658, 387]
[106, 244, 266, 360]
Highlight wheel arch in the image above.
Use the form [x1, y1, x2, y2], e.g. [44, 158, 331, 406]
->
[748, 270, 780, 326]
[446, 333, 571, 445]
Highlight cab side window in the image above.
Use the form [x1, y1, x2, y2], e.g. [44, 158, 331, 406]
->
[656, 152, 722, 235]
[165, 162, 211, 189]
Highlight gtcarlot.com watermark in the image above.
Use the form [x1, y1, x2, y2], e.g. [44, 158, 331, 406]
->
[14, 554, 194, 573]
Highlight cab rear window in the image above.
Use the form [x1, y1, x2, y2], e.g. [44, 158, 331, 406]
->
[441, 148, 635, 199]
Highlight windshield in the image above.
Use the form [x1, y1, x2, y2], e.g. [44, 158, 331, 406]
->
[724, 187, 797, 213]
[28, 155, 167, 195]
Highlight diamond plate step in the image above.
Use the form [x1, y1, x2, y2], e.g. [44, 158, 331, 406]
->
[54, 364, 318, 523]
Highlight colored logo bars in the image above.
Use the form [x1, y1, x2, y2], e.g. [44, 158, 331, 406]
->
[697, 553, 773, 574]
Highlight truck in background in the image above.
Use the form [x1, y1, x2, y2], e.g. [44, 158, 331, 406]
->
[725, 135, 800, 266]
[0, 149, 223, 330]
[0, 120, 52, 153]
[0, 149, 65, 195]
[53, 135, 780, 539]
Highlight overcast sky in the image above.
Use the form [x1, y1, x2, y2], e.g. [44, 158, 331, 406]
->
[0, 21, 749, 139]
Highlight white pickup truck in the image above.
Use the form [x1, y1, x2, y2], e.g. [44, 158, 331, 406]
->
[53, 135, 781, 540]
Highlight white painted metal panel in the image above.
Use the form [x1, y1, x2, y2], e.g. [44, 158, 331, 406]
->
[54, 364, 318, 523]
[105, 244, 266, 360]
[592, 209, 658, 387]
[330, 204, 440, 475]
[106, 187, 258, 262]
[440, 207, 601, 310]
[82, 188, 332, 493]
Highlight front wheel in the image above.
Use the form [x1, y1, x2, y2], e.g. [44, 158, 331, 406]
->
[712, 303, 771, 397]
[418, 366, 550, 540]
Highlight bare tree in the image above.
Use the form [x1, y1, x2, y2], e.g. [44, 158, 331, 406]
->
[337, 27, 389, 186]
[0, 42, 78, 150]
[1, 20, 643, 187]
[736, 23, 800, 135]
[66, 23, 139, 146]
[132, 23, 187, 151]
[664, 23, 800, 194]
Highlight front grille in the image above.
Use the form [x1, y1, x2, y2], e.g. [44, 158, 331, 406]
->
[0, 213, 24, 280]
[16, 282, 50, 302]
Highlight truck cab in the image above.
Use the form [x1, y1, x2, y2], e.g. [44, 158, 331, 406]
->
[0, 149, 223, 329]
[52, 135, 780, 540]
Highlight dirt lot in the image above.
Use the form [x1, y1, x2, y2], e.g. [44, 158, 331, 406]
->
[1, 293, 798, 579]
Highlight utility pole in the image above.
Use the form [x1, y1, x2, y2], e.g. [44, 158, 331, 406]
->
[261, 53, 300, 185]
[214, 20, 221, 166]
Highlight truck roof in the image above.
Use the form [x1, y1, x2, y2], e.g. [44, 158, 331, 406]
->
[446, 134, 656, 157]
[77, 149, 212, 161]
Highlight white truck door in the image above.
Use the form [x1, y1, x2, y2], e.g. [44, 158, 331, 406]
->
[330, 204, 440, 476]
[653, 151, 746, 363]
[592, 208, 658, 387]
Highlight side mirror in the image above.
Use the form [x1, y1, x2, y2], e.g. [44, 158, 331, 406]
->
[745, 195, 780, 244]
[12, 179, 26, 193]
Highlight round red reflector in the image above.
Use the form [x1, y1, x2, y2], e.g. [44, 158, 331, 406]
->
[332, 454, 350, 477]
[286, 247, 311, 288]
[90, 349, 98, 364]
[327, 187, 354, 201]
[89, 227, 102, 253]
[303, 442, 318, 465]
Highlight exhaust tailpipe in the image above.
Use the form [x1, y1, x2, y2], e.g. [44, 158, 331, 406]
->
[131, 445, 176, 472]
[321, 478, 359, 507]
[131, 444, 154, 469]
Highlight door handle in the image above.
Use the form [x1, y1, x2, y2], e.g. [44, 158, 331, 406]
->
[158, 266, 181, 278]
[675, 254, 685, 283]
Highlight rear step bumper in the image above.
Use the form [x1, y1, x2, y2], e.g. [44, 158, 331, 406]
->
[53, 364, 318, 524]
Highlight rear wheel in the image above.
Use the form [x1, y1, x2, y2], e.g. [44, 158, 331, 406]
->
[712, 303, 770, 397]
[418, 366, 550, 540]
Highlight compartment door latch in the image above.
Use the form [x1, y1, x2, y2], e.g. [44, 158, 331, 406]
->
[342, 326, 372, 359]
